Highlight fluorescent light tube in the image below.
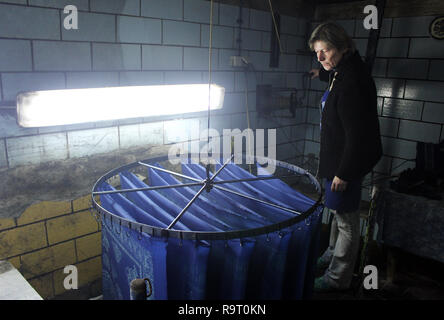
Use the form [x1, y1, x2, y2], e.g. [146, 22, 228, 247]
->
[17, 84, 225, 128]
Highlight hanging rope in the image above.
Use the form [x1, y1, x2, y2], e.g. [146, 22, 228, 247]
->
[206, 0, 215, 179]
[267, 0, 283, 54]
[244, 69, 253, 173]
[237, 0, 244, 56]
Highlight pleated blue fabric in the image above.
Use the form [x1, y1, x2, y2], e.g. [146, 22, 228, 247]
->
[99, 161, 322, 300]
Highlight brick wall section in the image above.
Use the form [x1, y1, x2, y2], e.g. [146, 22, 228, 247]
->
[0, 195, 101, 299]
[306, 16, 444, 202]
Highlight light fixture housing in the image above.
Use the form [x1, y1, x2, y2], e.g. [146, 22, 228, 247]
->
[16, 84, 225, 128]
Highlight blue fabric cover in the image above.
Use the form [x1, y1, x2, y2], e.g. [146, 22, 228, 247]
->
[99, 184, 168, 300]
[99, 161, 322, 300]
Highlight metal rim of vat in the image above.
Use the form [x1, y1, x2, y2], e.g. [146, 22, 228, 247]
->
[91, 153, 323, 241]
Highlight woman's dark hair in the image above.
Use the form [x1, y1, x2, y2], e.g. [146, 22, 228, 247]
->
[308, 21, 355, 53]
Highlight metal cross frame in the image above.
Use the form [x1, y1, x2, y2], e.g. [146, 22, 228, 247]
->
[91, 154, 323, 241]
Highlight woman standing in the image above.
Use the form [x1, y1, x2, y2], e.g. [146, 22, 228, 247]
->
[308, 22, 382, 292]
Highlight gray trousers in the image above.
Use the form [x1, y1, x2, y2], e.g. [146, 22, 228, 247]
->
[320, 210, 361, 289]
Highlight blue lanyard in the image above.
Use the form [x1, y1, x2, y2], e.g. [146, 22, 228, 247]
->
[319, 72, 337, 129]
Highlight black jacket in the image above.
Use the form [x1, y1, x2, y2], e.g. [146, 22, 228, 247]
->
[317, 50, 382, 181]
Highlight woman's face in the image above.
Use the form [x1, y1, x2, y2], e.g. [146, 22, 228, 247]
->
[313, 40, 347, 71]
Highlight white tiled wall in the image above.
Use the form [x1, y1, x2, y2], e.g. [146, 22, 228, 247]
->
[0, 0, 311, 170]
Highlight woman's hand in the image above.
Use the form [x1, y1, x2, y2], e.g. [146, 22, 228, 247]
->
[331, 176, 348, 192]
[309, 68, 320, 79]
